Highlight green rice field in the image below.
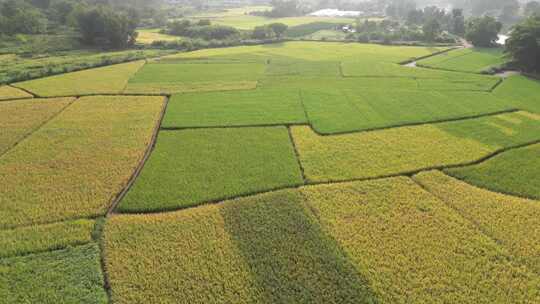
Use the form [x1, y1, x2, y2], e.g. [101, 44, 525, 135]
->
[2, 40, 539, 303]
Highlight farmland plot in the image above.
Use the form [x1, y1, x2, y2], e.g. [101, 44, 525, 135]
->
[162, 88, 307, 128]
[105, 190, 376, 304]
[0, 244, 108, 304]
[0, 97, 73, 155]
[494, 75, 540, 113]
[0, 219, 95, 258]
[14, 60, 146, 97]
[302, 177, 540, 303]
[0, 85, 32, 101]
[414, 170, 540, 274]
[417, 47, 506, 73]
[291, 112, 540, 182]
[301, 89, 513, 134]
[125, 62, 265, 94]
[118, 127, 304, 212]
[445, 143, 540, 200]
[0, 96, 165, 228]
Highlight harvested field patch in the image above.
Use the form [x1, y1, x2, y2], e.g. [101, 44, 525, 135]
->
[444, 143, 540, 200]
[291, 112, 540, 182]
[417, 47, 505, 73]
[0, 219, 95, 258]
[105, 190, 376, 304]
[125, 62, 265, 94]
[302, 177, 540, 303]
[0, 97, 73, 155]
[118, 127, 304, 212]
[494, 75, 540, 113]
[0, 244, 108, 304]
[162, 89, 307, 128]
[14, 60, 146, 97]
[0, 85, 32, 101]
[0, 95, 165, 228]
[414, 170, 540, 274]
[302, 89, 513, 134]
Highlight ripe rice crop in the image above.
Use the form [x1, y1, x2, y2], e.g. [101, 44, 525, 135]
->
[302, 177, 540, 303]
[0, 96, 165, 228]
[0, 219, 95, 258]
[0, 85, 32, 101]
[417, 47, 505, 73]
[161, 89, 307, 128]
[494, 75, 540, 113]
[14, 60, 146, 97]
[0, 244, 107, 303]
[0, 97, 73, 155]
[105, 190, 376, 304]
[414, 170, 540, 274]
[291, 112, 540, 182]
[125, 62, 265, 94]
[118, 127, 304, 212]
[444, 143, 540, 200]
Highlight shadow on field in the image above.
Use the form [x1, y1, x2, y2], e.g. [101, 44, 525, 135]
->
[220, 189, 378, 304]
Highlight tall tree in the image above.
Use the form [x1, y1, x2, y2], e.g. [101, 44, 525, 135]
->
[465, 16, 502, 47]
[505, 14, 540, 72]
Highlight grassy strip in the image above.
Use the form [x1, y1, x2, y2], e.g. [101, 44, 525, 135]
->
[14, 61, 146, 97]
[161, 89, 307, 128]
[105, 190, 376, 304]
[493, 75, 540, 113]
[0, 96, 165, 228]
[291, 111, 540, 182]
[445, 143, 540, 200]
[413, 170, 540, 274]
[0, 244, 108, 303]
[302, 177, 540, 303]
[118, 127, 304, 212]
[0, 97, 73, 155]
[0, 85, 32, 101]
[0, 219, 95, 258]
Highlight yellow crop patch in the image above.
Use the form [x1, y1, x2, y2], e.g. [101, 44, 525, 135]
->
[0, 219, 95, 258]
[0, 85, 32, 101]
[0, 95, 164, 228]
[290, 125, 492, 182]
[0, 98, 73, 155]
[414, 170, 540, 274]
[13, 60, 146, 97]
[124, 80, 258, 94]
[105, 190, 376, 303]
[302, 177, 540, 303]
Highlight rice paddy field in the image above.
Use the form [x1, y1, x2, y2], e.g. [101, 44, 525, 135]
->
[2, 41, 540, 303]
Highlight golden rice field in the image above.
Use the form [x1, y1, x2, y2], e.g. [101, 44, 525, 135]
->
[0, 85, 32, 100]
[2, 41, 539, 303]
[14, 60, 146, 97]
[0, 95, 164, 228]
[0, 97, 74, 155]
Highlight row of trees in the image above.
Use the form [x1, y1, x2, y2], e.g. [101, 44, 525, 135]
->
[0, 0, 142, 48]
[166, 19, 239, 41]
